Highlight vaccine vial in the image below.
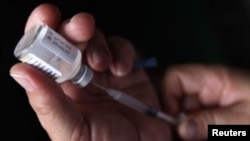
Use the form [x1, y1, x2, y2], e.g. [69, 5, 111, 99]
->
[14, 22, 93, 87]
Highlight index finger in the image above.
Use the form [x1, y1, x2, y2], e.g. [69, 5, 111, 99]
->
[162, 64, 225, 115]
[24, 3, 61, 32]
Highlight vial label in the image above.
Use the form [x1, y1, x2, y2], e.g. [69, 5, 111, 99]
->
[41, 26, 78, 64]
[20, 53, 62, 79]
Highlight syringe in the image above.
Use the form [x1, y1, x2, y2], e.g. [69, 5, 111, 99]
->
[92, 83, 178, 125]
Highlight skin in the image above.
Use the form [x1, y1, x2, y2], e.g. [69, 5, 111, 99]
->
[163, 64, 250, 140]
[10, 3, 250, 141]
[10, 3, 172, 141]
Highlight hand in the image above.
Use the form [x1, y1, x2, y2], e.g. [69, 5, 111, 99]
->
[162, 64, 250, 140]
[10, 3, 172, 141]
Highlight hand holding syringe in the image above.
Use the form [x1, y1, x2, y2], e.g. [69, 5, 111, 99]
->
[92, 83, 178, 125]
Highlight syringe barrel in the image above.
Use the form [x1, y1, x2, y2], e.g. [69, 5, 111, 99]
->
[106, 88, 178, 125]
[106, 89, 149, 113]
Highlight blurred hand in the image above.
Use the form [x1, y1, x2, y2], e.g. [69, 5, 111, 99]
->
[162, 64, 250, 141]
[10, 3, 172, 141]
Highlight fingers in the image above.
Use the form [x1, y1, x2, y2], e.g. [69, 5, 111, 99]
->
[25, 3, 61, 32]
[163, 64, 250, 140]
[62, 34, 137, 101]
[163, 64, 250, 115]
[107, 36, 136, 76]
[59, 16, 136, 75]
[59, 13, 96, 51]
[178, 102, 250, 140]
[87, 34, 136, 75]
[25, 3, 96, 52]
[10, 63, 90, 141]
[24, 3, 135, 76]
[163, 64, 227, 115]
[86, 34, 136, 75]
[86, 29, 112, 71]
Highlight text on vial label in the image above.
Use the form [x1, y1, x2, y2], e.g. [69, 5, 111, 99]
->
[41, 26, 78, 64]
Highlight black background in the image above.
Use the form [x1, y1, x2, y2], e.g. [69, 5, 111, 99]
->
[1, 0, 249, 140]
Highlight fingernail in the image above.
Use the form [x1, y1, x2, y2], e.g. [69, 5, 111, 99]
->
[10, 73, 34, 91]
[116, 63, 128, 76]
[92, 48, 108, 64]
[179, 119, 198, 139]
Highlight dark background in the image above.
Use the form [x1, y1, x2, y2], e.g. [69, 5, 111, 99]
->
[1, 0, 249, 140]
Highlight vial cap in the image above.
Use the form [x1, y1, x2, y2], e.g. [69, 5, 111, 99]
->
[72, 65, 94, 87]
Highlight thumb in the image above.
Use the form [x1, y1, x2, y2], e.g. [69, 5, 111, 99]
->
[177, 102, 250, 141]
[10, 63, 89, 141]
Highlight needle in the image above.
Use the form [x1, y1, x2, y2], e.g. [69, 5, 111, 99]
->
[92, 83, 178, 125]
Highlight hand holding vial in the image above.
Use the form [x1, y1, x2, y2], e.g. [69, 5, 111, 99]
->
[10, 3, 173, 141]
[10, 3, 250, 141]
[14, 22, 94, 87]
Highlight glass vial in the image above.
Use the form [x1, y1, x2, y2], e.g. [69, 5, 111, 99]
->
[14, 22, 93, 87]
